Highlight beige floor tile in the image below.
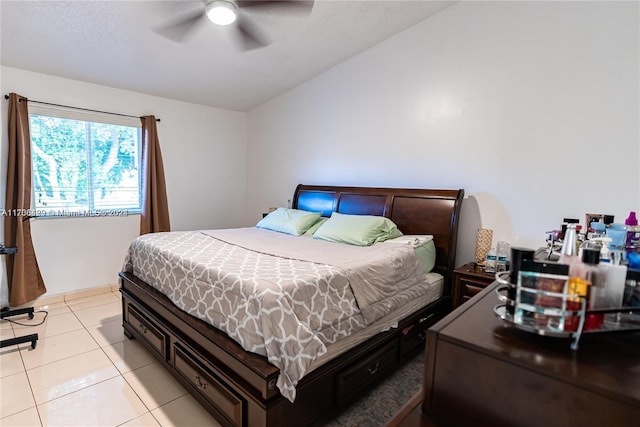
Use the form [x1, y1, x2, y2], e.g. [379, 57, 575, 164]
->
[1, 325, 15, 340]
[86, 317, 126, 348]
[0, 346, 25, 378]
[0, 371, 36, 418]
[151, 394, 221, 427]
[33, 302, 72, 318]
[66, 293, 121, 312]
[0, 407, 42, 426]
[102, 339, 156, 374]
[13, 311, 84, 339]
[2, 287, 228, 427]
[19, 329, 99, 370]
[37, 376, 147, 427]
[122, 362, 186, 410]
[1, 319, 12, 330]
[72, 301, 122, 327]
[118, 411, 161, 426]
[27, 348, 120, 404]
[14, 295, 64, 310]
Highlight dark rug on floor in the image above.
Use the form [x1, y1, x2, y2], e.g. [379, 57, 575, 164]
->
[322, 352, 424, 427]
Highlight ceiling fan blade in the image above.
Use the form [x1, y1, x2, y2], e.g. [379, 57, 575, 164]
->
[233, 15, 271, 50]
[236, 0, 314, 15]
[154, 8, 207, 43]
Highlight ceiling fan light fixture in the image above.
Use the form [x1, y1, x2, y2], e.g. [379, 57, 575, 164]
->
[206, 0, 237, 26]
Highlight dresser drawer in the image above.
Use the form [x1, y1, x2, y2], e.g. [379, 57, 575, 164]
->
[173, 344, 245, 427]
[336, 339, 397, 401]
[125, 304, 167, 359]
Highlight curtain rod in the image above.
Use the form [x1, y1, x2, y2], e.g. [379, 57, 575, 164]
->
[3, 94, 160, 122]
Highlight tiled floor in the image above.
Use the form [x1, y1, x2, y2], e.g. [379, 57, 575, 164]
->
[0, 291, 221, 426]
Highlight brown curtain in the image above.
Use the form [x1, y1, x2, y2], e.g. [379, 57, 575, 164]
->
[4, 93, 46, 306]
[140, 115, 170, 234]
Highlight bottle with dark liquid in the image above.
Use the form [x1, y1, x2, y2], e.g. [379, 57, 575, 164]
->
[508, 247, 535, 315]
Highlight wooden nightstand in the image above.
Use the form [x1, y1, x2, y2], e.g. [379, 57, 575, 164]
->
[451, 262, 496, 309]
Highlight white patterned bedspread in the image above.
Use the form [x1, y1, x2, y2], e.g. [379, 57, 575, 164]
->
[122, 227, 439, 402]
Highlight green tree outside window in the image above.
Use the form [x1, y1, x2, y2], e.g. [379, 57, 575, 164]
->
[29, 114, 141, 217]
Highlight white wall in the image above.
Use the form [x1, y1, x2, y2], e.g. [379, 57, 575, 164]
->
[0, 66, 247, 304]
[1, 1, 638, 303]
[247, 1, 640, 266]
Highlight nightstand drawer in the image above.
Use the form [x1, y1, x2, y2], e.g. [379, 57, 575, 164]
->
[460, 276, 492, 290]
[462, 282, 485, 297]
[452, 263, 496, 309]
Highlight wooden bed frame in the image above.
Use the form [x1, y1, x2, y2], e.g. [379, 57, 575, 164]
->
[119, 184, 464, 427]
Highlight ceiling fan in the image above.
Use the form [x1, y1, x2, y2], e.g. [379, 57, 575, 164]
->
[155, 0, 315, 50]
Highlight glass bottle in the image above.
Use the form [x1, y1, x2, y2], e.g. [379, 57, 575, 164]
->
[581, 249, 602, 331]
[625, 211, 640, 255]
[535, 225, 579, 330]
[484, 247, 497, 274]
[561, 229, 594, 332]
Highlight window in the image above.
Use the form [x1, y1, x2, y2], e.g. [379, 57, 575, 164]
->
[28, 105, 141, 218]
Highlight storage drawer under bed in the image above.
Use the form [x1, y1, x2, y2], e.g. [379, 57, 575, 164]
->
[124, 303, 168, 360]
[398, 310, 440, 358]
[335, 339, 397, 402]
[173, 343, 246, 427]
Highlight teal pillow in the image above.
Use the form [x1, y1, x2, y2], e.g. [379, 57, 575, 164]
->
[256, 208, 322, 236]
[312, 212, 403, 246]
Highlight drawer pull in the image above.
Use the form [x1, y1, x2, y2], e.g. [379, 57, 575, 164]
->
[139, 323, 148, 334]
[367, 362, 380, 375]
[194, 374, 208, 390]
[419, 313, 435, 324]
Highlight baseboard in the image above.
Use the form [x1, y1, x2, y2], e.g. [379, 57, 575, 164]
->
[11, 284, 119, 309]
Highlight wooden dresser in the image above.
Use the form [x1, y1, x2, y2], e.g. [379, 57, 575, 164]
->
[388, 281, 640, 426]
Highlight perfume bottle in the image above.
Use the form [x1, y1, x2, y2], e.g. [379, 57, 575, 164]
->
[625, 211, 640, 255]
[581, 249, 603, 331]
[558, 224, 588, 332]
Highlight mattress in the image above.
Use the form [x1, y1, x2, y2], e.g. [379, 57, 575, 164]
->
[122, 227, 442, 401]
[309, 272, 443, 372]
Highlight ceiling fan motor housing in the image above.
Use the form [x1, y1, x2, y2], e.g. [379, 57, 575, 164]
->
[206, 0, 238, 26]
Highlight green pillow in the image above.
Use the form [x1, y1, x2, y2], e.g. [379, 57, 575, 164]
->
[384, 235, 436, 272]
[256, 208, 322, 236]
[304, 217, 328, 235]
[312, 212, 403, 246]
[414, 240, 436, 273]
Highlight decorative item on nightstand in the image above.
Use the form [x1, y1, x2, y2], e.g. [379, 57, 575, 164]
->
[474, 228, 493, 266]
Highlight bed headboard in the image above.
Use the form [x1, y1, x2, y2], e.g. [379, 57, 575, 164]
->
[293, 184, 465, 294]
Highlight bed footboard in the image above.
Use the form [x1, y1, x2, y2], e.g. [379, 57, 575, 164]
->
[120, 271, 448, 427]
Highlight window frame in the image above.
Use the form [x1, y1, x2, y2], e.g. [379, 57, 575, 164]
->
[27, 104, 143, 219]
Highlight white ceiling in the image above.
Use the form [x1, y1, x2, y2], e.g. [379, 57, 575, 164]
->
[1, 0, 455, 111]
